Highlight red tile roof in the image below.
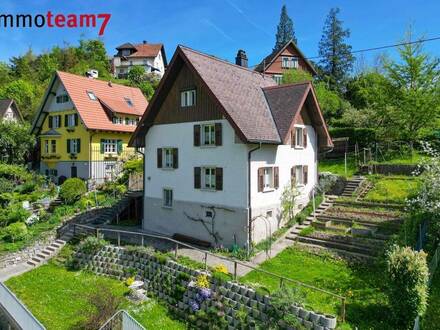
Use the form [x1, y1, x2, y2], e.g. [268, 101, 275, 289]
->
[57, 71, 148, 133]
[128, 43, 163, 58]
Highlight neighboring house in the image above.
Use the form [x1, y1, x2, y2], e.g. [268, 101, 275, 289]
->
[30, 71, 148, 184]
[129, 45, 332, 248]
[0, 99, 24, 123]
[112, 41, 167, 79]
[254, 39, 317, 84]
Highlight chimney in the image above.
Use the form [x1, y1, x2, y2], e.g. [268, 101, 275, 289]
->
[235, 49, 248, 67]
[143, 40, 147, 44]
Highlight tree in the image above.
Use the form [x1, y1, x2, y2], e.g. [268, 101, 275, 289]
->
[0, 80, 41, 120]
[0, 121, 35, 164]
[318, 8, 354, 92]
[386, 245, 429, 329]
[383, 32, 440, 143]
[274, 5, 296, 50]
[128, 65, 146, 85]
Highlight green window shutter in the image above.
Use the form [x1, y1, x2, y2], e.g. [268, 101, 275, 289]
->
[77, 139, 81, 153]
[100, 139, 104, 154]
[64, 115, 68, 127]
[48, 116, 52, 128]
[67, 139, 71, 153]
[117, 140, 123, 154]
[74, 114, 78, 126]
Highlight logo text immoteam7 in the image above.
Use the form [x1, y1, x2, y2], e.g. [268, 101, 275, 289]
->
[0, 12, 111, 36]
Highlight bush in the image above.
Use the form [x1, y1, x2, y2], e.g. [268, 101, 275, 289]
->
[386, 245, 429, 329]
[0, 204, 31, 227]
[2, 222, 28, 242]
[59, 178, 87, 204]
[0, 177, 14, 194]
[329, 127, 376, 147]
[78, 236, 107, 254]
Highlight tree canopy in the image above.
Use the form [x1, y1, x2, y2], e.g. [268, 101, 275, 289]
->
[274, 5, 296, 50]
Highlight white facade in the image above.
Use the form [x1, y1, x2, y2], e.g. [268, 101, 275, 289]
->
[113, 52, 165, 78]
[142, 119, 319, 247]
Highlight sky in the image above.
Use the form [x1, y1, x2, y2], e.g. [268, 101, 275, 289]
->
[0, 0, 439, 68]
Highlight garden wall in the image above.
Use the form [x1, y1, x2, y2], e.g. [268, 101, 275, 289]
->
[359, 164, 419, 175]
[74, 245, 338, 330]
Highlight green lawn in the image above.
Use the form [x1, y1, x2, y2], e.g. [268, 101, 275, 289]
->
[240, 246, 392, 329]
[5, 262, 186, 330]
[319, 157, 357, 178]
[370, 151, 426, 165]
[364, 176, 419, 204]
[422, 270, 440, 330]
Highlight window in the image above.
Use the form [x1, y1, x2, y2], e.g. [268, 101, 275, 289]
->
[206, 210, 213, 218]
[125, 117, 137, 126]
[103, 139, 117, 153]
[44, 140, 49, 154]
[163, 148, 174, 168]
[295, 127, 304, 148]
[202, 124, 215, 146]
[292, 165, 308, 186]
[105, 164, 115, 180]
[50, 115, 61, 129]
[258, 167, 279, 192]
[51, 140, 56, 153]
[163, 188, 173, 208]
[273, 75, 283, 85]
[112, 116, 123, 124]
[282, 56, 299, 69]
[124, 97, 133, 107]
[69, 139, 80, 154]
[87, 91, 97, 101]
[56, 94, 69, 104]
[295, 166, 303, 185]
[181, 89, 196, 107]
[203, 167, 216, 190]
[46, 169, 58, 177]
[266, 210, 273, 219]
[121, 49, 130, 56]
[66, 114, 76, 127]
[263, 167, 273, 190]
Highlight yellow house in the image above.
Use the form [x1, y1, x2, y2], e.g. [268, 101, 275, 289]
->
[31, 71, 148, 183]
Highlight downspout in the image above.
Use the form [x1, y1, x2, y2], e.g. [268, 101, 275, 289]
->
[247, 142, 262, 254]
[89, 131, 96, 182]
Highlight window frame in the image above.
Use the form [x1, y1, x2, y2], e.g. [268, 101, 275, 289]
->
[201, 124, 216, 146]
[51, 115, 61, 128]
[44, 140, 49, 154]
[112, 116, 123, 125]
[70, 139, 79, 154]
[295, 165, 304, 186]
[180, 89, 196, 107]
[202, 167, 216, 190]
[66, 114, 76, 127]
[163, 188, 173, 208]
[50, 140, 56, 153]
[295, 127, 304, 148]
[56, 94, 69, 104]
[103, 139, 117, 154]
[87, 91, 97, 101]
[272, 75, 283, 85]
[263, 167, 274, 191]
[163, 148, 174, 169]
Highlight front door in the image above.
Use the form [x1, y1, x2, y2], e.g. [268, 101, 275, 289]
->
[71, 166, 77, 178]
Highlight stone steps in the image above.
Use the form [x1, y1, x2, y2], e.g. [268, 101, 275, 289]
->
[26, 238, 67, 267]
[296, 242, 374, 261]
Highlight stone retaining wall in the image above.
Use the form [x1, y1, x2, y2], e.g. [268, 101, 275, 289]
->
[75, 245, 338, 330]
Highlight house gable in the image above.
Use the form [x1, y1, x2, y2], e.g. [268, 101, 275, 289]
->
[154, 62, 223, 125]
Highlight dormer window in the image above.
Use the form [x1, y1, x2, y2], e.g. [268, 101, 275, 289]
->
[87, 91, 97, 100]
[56, 94, 69, 104]
[181, 89, 196, 107]
[124, 97, 133, 107]
[282, 56, 299, 69]
[112, 116, 123, 124]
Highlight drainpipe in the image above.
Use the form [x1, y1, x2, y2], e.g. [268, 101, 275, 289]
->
[247, 142, 262, 255]
[89, 131, 96, 184]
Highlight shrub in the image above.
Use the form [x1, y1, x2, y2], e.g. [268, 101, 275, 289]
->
[99, 182, 126, 197]
[15, 181, 37, 194]
[0, 204, 31, 227]
[78, 236, 107, 254]
[213, 264, 228, 274]
[212, 271, 231, 283]
[269, 287, 306, 325]
[0, 177, 14, 194]
[386, 245, 429, 329]
[2, 222, 28, 242]
[299, 227, 314, 236]
[60, 178, 87, 204]
[196, 274, 210, 289]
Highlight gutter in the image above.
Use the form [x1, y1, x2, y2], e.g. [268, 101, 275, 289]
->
[247, 143, 262, 254]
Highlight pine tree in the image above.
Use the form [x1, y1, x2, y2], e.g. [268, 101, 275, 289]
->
[274, 5, 296, 51]
[318, 8, 354, 92]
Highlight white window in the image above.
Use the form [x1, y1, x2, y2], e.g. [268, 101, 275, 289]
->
[273, 75, 283, 85]
[112, 116, 123, 124]
[295, 127, 304, 148]
[70, 139, 79, 154]
[202, 124, 215, 146]
[296, 165, 304, 185]
[56, 94, 69, 103]
[163, 188, 173, 208]
[202, 167, 216, 190]
[263, 167, 273, 189]
[282, 56, 299, 69]
[87, 91, 97, 101]
[163, 148, 174, 168]
[66, 114, 76, 127]
[44, 140, 49, 154]
[52, 116, 61, 128]
[103, 139, 117, 153]
[181, 89, 196, 107]
[291, 57, 299, 68]
[282, 57, 290, 68]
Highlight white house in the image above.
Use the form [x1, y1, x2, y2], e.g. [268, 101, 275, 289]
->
[0, 99, 23, 123]
[112, 41, 167, 79]
[129, 46, 333, 248]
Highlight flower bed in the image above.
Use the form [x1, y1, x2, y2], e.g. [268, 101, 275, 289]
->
[74, 245, 338, 329]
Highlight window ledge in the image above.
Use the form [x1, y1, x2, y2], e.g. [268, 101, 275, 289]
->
[293, 146, 305, 149]
[161, 167, 175, 171]
[262, 188, 275, 193]
[162, 206, 173, 210]
[200, 145, 217, 149]
[200, 188, 217, 192]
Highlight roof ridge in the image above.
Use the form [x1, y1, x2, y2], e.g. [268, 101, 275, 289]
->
[178, 45, 274, 79]
[262, 81, 311, 91]
[56, 71, 143, 91]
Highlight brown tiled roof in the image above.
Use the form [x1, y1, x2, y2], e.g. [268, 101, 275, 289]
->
[254, 40, 317, 75]
[128, 43, 163, 58]
[130, 46, 332, 148]
[56, 71, 147, 133]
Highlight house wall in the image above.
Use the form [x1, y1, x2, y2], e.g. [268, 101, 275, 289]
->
[265, 44, 313, 76]
[250, 124, 318, 243]
[143, 119, 250, 246]
[2, 105, 20, 122]
[114, 53, 165, 77]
